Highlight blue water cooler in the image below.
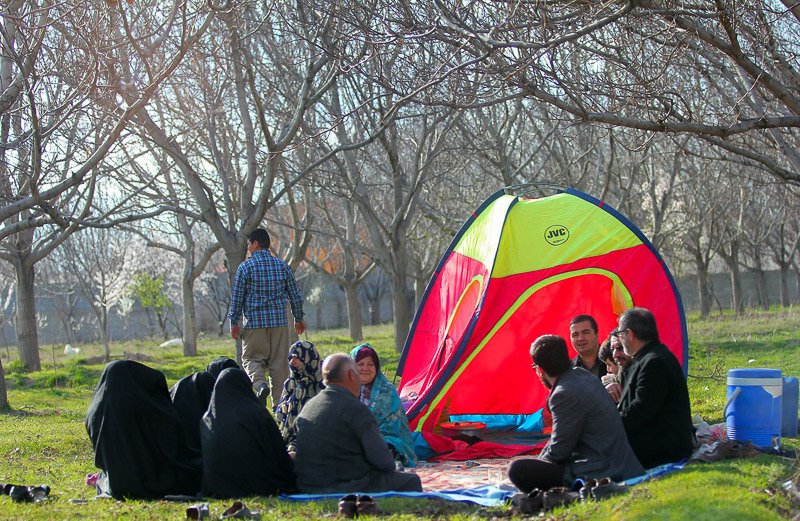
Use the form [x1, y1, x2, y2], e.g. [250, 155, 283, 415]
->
[782, 376, 799, 438]
[725, 368, 783, 447]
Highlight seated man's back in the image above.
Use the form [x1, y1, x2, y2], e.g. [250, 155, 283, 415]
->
[294, 353, 422, 493]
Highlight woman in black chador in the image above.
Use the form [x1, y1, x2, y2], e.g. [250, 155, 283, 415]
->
[86, 360, 201, 499]
[170, 356, 239, 463]
[200, 367, 298, 498]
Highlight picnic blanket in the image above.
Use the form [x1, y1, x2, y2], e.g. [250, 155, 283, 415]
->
[280, 459, 688, 506]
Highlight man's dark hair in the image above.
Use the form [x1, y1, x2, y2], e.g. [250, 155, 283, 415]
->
[322, 353, 354, 385]
[247, 228, 270, 249]
[570, 314, 598, 334]
[530, 335, 571, 376]
[619, 307, 659, 344]
[598, 337, 614, 363]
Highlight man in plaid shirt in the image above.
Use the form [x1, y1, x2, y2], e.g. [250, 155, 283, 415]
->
[228, 228, 306, 407]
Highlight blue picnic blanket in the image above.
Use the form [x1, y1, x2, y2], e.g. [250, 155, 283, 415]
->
[280, 460, 687, 507]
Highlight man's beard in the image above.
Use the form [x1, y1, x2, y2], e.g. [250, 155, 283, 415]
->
[539, 373, 552, 390]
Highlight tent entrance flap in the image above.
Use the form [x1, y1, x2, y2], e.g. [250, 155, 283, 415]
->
[412, 270, 634, 432]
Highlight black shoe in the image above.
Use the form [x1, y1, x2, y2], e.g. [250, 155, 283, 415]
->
[356, 495, 379, 516]
[255, 384, 269, 407]
[591, 477, 628, 501]
[9, 485, 31, 503]
[29, 485, 50, 502]
[542, 486, 579, 511]
[337, 494, 357, 518]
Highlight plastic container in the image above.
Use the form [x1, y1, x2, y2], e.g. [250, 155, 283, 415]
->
[782, 376, 798, 437]
[725, 368, 782, 447]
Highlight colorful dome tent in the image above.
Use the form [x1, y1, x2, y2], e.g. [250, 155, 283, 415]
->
[396, 186, 687, 435]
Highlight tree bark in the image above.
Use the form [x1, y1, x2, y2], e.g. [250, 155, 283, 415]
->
[343, 283, 363, 342]
[695, 252, 712, 318]
[13, 254, 40, 372]
[0, 355, 9, 410]
[181, 276, 198, 356]
[778, 262, 790, 308]
[391, 274, 411, 353]
[721, 240, 744, 315]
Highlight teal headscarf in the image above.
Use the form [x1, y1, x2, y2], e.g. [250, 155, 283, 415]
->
[350, 343, 418, 467]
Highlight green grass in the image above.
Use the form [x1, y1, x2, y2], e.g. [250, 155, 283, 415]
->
[1, 313, 799, 520]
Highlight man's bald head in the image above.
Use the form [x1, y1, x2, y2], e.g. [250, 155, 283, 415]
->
[322, 353, 359, 395]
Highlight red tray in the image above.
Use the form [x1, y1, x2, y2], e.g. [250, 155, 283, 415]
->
[439, 421, 487, 431]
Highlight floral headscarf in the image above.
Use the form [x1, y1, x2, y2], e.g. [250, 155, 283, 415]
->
[274, 340, 324, 449]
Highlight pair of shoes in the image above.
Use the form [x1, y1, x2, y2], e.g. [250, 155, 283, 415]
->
[255, 384, 269, 407]
[542, 486, 579, 510]
[186, 503, 209, 520]
[510, 488, 543, 514]
[337, 495, 379, 518]
[8, 485, 50, 503]
[221, 500, 256, 519]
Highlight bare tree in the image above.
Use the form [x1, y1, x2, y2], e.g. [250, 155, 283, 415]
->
[116, 2, 342, 360]
[767, 191, 800, 307]
[0, 1, 214, 370]
[338, 1, 800, 184]
[59, 228, 136, 361]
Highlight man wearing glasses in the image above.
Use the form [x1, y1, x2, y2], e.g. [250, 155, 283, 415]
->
[615, 308, 693, 468]
[507, 334, 643, 495]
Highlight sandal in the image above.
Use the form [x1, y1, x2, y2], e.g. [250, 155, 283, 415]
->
[356, 495, 379, 516]
[338, 494, 358, 519]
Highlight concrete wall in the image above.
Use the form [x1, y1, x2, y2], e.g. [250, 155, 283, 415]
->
[1, 269, 797, 348]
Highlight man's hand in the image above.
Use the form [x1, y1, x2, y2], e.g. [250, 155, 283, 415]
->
[605, 382, 622, 403]
[294, 321, 306, 335]
[231, 324, 241, 340]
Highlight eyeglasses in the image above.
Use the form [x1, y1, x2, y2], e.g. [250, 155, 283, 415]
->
[531, 363, 538, 369]
[611, 328, 629, 338]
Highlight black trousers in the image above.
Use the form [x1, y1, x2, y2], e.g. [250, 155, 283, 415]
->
[507, 458, 566, 493]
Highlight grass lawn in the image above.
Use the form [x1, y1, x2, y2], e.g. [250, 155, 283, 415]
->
[1, 310, 799, 520]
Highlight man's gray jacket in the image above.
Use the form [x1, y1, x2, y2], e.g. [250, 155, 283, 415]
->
[540, 367, 644, 482]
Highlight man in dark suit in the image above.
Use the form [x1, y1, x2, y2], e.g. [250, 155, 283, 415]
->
[616, 307, 694, 468]
[507, 335, 643, 493]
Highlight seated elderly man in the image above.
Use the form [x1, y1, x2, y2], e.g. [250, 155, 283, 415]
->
[616, 307, 694, 468]
[507, 335, 643, 493]
[293, 353, 422, 493]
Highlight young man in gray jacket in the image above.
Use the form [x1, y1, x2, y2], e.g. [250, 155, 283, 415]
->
[508, 335, 644, 493]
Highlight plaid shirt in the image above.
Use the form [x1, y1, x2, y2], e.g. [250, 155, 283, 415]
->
[228, 249, 304, 329]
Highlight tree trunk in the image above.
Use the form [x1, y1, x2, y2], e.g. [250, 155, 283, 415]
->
[370, 301, 381, 325]
[719, 240, 744, 315]
[225, 247, 247, 365]
[391, 276, 411, 353]
[0, 356, 8, 410]
[755, 268, 769, 311]
[13, 256, 41, 372]
[779, 261, 790, 308]
[101, 307, 111, 361]
[795, 267, 800, 305]
[696, 261, 712, 318]
[343, 283, 364, 342]
[181, 277, 198, 356]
